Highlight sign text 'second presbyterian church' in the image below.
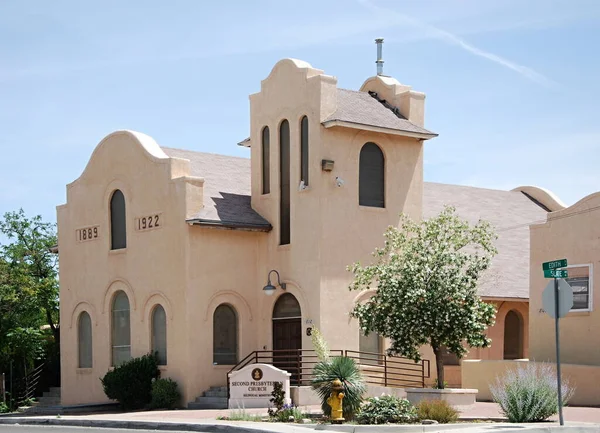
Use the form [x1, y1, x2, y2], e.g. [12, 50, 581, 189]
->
[58, 51, 559, 408]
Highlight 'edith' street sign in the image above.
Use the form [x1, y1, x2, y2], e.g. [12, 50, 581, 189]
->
[544, 269, 569, 279]
[543, 259, 568, 271]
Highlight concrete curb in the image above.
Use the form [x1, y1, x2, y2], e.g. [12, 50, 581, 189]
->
[0, 417, 598, 433]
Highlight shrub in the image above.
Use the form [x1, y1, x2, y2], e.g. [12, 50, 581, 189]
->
[218, 408, 263, 422]
[416, 400, 458, 424]
[490, 363, 574, 423]
[272, 404, 304, 422]
[268, 381, 285, 417]
[100, 353, 160, 410]
[311, 356, 366, 420]
[356, 395, 417, 424]
[150, 378, 180, 409]
[0, 402, 9, 414]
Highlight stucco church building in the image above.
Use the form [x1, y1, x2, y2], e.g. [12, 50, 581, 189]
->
[57, 55, 555, 407]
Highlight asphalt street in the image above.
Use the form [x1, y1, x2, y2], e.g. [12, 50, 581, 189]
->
[0, 428, 192, 433]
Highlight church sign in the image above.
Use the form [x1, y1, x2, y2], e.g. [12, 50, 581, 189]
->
[228, 363, 291, 409]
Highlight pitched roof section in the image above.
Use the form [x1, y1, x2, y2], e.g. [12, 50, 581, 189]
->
[161, 147, 271, 231]
[323, 89, 437, 138]
[423, 182, 548, 299]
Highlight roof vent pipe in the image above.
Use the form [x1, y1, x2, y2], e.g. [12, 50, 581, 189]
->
[375, 38, 384, 75]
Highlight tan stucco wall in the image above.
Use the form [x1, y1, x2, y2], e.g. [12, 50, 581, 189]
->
[462, 360, 600, 406]
[58, 59, 522, 406]
[529, 192, 600, 366]
[58, 131, 195, 405]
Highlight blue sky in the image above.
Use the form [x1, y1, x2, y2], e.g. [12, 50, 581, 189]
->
[1, 0, 599, 225]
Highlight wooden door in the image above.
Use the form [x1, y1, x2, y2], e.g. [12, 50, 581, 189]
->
[273, 318, 302, 384]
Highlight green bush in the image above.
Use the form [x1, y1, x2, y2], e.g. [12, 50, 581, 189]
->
[150, 378, 180, 409]
[356, 395, 417, 424]
[100, 353, 160, 410]
[490, 363, 574, 423]
[311, 356, 366, 420]
[416, 400, 458, 424]
[0, 402, 10, 413]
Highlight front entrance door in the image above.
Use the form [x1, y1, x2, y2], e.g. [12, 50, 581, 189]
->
[272, 293, 302, 384]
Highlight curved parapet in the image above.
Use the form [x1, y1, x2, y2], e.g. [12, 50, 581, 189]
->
[511, 186, 567, 212]
[69, 130, 172, 186]
[547, 190, 600, 220]
[261, 58, 324, 85]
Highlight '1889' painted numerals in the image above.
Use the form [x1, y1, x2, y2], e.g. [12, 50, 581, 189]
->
[76, 226, 99, 242]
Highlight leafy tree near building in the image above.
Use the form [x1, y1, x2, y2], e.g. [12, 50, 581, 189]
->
[0, 210, 59, 405]
[349, 206, 498, 388]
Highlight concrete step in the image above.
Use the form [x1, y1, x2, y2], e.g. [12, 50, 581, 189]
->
[36, 396, 61, 406]
[49, 387, 61, 393]
[188, 397, 228, 410]
[43, 390, 61, 398]
[203, 390, 227, 398]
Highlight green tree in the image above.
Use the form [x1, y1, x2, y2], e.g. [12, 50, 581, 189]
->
[349, 206, 497, 388]
[0, 210, 59, 342]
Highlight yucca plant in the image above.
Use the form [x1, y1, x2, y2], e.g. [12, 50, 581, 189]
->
[311, 356, 366, 420]
[490, 363, 574, 423]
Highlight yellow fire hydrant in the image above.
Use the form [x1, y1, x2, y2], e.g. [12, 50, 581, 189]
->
[327, 378, 345, 423]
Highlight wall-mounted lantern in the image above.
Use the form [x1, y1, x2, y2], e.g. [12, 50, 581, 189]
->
[263, 270, 287, 296]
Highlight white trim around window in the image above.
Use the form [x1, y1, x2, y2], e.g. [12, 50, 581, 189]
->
[565, 263, 593, 313]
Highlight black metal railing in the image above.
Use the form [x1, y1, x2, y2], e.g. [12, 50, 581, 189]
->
[226, 349, 429, 398]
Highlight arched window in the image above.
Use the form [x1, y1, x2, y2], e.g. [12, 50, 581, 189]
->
[300, 116, 309, 187]
[279, 120, 291, 245]
[78, 311, 93, 368]
[359, 330, 382, 364]
[273, 293, 301, 319]
[151, 305, 167, 365]
[110, 189, 127, 250]
[359, 143, 385, 208]
[504, 310, 523, 359]
[262, 126, 270, 194]
[111, 291, 131, 366]
[213, 304, 238, 365]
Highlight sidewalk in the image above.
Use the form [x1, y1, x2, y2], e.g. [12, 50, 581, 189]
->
[1, 402, 599, 433]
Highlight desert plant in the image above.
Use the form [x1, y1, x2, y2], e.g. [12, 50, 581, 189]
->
[356, 395, 417, 424]
[100, 353, 160, 409]
[311, 327, 330, 363]
[311, 356, 366, 420]
[272, 404, 304, 422]
[149, 378, 180, 409]
[416, 400, 459, 424]
[490, 363, 574, 423]
[218, 408, 263, 421]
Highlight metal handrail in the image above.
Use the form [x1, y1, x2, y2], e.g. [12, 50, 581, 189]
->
[226, 349, 430, 398]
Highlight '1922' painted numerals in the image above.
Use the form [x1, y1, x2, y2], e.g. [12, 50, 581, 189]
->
[77, 226, 99, 242]
[136, 214, 161, 231]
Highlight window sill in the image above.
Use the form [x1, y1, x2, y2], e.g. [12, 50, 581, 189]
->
[109, 248, 127, 255]
[567, 309, 592, 317]
[212, 364, 236, 369]
[158, 365, 168, 371]
[359, 205, 386, 213]
[76, 368, 93, 375]
[277, 244, 291, 251]
[261, 193, 272, 198]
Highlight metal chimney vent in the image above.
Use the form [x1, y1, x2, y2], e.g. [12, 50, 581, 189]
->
[375, 38, 384, 75]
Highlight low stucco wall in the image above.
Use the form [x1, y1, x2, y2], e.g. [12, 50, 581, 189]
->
[462, 359, 600, 406]
[290, 385, 407, 406]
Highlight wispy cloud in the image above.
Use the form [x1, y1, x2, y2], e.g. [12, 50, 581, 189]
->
[358, 0, 557, 88]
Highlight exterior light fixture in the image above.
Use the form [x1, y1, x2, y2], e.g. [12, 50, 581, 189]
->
[321, 159, 334, 172]
[263, 270, 286, 296]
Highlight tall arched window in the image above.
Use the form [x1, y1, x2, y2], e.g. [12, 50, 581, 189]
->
[279, 120, 291, 245]
[78, 311, 93, 368]
[151, 305, 167, 365]
[110, 189, 127, 250]
[359, 143, 385, 208]
[300, 116, 309, 187]
[111, 291, 131, 366]
[262, 126, 270, 195]
[504, 310, 523, 359]
[213, 304, 238, 365]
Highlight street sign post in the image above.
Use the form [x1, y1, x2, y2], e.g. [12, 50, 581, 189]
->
[541, 259, 572, 427]
[544, 269, 569, 279]
[543, 259, 568, 270]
